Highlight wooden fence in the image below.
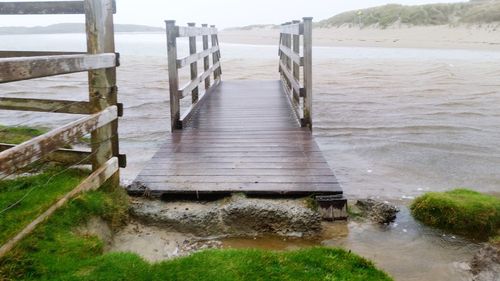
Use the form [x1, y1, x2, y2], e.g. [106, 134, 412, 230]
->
[0, 0, 124, 258]
[279, 18, 313, 130]
[166, 20, 222, 131]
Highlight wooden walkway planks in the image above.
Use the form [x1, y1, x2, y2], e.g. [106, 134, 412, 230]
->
[129, 80, 342, 197]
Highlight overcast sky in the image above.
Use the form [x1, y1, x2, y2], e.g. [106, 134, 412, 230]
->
[0, 0, 465, 28]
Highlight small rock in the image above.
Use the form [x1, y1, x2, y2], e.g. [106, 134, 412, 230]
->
[470, 244, 500, 281]
[355, 199, 399, 224]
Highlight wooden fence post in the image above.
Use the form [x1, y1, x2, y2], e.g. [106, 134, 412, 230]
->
[202, 24, 211, 90]
[210, 25, 221, 80]
[84, 0, 119, 186]
[302, 17, 313, 130]
[166, 20, 181, 130]
[292, 20, 300, 105]
[188, 22, 199, 103]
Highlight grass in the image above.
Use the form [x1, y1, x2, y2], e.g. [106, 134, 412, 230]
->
[490, 236, 500, 248]
[410, 189, 500, 240]
[317, 2, 500, 29]
[0, 169, 89, 245]
[0, 125, 47, 144]
[0, 124, 90, 146]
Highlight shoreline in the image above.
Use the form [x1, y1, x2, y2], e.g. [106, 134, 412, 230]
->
[220, 25, 500, 51]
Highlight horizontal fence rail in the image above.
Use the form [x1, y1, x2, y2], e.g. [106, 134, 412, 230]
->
[279, 17, 313, 130]
[0, 0, 116, 15]
[0, 0, 124, 259]
[0, 53, 118, 83]
[166, 20, 222, 130]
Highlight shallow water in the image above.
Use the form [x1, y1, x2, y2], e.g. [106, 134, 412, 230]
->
[223, 208, 480, 281]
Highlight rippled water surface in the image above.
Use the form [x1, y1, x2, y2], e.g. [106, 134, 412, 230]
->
[2, 33, 498, 199]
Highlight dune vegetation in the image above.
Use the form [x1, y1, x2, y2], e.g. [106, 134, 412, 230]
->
[317, 1, 500, 28]
[411, 189, 500, 240]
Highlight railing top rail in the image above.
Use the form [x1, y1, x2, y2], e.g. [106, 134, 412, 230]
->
[0, 0, 116, 15]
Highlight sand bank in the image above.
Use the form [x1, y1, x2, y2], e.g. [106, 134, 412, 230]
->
[220, 25, 500, 50]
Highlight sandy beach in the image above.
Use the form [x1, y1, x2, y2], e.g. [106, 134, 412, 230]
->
[220, 24, 500, 50]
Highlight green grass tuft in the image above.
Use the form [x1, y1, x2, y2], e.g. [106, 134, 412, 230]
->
[0, 169, 89, 245]
[0, 125, 47, 144]
[410, 189, 500, 239]
[491, 236, 500, 248]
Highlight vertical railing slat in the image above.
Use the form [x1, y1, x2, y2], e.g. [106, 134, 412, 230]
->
[302, 17, 313, 130]
[202, 23, 211, 90]
[188, 22, 199, 104]
[165, 20, 181, 130]
[292, 20, 301, 106]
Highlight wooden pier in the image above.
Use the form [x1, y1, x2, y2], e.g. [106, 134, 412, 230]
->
[129, 19, 344, 199]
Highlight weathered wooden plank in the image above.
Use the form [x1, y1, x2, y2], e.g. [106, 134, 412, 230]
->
[0, 143, 91, 165]
[202, 24, 211, 90]
[0, 157, 118, 260]
[0, 97, 91, 114]
[0, 51, 85, 58]
[292, 20, 301, 104]
[188, 23, 199, 103]
[85, 0, 121, 178]
[279, 60, 303, 97]
[140, 162, 332, 170]
[302, 17, 313, 130]
[179, 79, 220, 128]
[176, 46, 219, 69]
[139, 175, 338, 184]
[166, 20, 181, 130]
[177, 26, 217, 37]
[179, 61, 220, 98]
[280, 22, 303, 35]
[279, 45, 303, 66]
[0, 54, 116, 83]
[0, 106, 117, 175]
[139, 168, 335, 176]
[0, 1, 86, 15]
[179, 25, 213, 37]
[211, 25, 222, 79]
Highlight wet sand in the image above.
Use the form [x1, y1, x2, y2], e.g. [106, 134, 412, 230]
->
[221, 24, 500, 50]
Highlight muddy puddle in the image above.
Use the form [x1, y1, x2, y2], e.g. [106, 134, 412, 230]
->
[106, 205, 481, 281]
[222, 207, 480, 281]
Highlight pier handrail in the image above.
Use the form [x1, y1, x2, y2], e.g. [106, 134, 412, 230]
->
[0, 0, 124, 181]
[279, 18, 313, 130]
[166, 20, 222, 131]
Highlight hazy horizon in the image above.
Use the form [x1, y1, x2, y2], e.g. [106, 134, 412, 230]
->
[0, 0, 465, 28]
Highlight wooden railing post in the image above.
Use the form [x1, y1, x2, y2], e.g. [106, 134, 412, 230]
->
[292, 20, 301, 105]
[210, 25, 221, 81]
[166, 20, 181, 130]
[188, 22, 199, 103]
[84, 0, 119, 186]
[302, 17, 313, 130]
[202, 23, 211, 90]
